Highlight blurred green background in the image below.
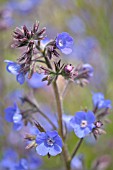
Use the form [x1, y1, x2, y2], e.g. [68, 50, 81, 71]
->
[0, 0, 113, 170]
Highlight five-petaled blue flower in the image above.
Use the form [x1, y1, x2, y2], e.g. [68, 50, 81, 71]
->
[92, 92, 112, 109]
[4, 103, 23, 131]
[56, 32, 74, 55]
[4, 60, 25, 84]
[36, 131, 63, 156]
[70, 111, 96, 138]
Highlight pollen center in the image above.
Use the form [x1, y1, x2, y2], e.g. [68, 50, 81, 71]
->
[80, 120, 88, 128]
[47, 138, 54, 146]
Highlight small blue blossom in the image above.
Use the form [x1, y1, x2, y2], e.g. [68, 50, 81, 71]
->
[56, 32, 74, 55]
[92, 92, 112, 109]
[36, 131, 63, 156]
[82, 64, 94, 78]
[4, 103, 23, 131]
[7, 0, 42, 14]
[70, 111, 96, 138]
[0, 148, 18, 170]
[4, 60, 25, 85]
[26, 72, 46, 89]
[71, 154, 84, 170]
[67, 15, 86, 35]
[14, 158, 28, 170]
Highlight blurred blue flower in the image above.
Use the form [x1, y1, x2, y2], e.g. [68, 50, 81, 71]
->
[92, 92, 112, 109]
[15, 158, 28, 170]
[56, 32, 74, 54]
[85, 133, 96, 145]
[0, 148, 18, 170]
[82, 64, 94, 78]
[4, 103, 23, 131]
[70, 111, 96, 138]
[27, 152, 43, 169]
[4, 60, 25, 85]
[36, 131, 63, 156]
[5, 89, 24, 103]
[67, 15, 86, 34]
[63, 114, 73, 132]
[71, 154, 84, 170]
[0, 9, 13, 30]
[7, 0, 42, 14]
[72, 36, 99, 62]
[26, 72, 46, 89]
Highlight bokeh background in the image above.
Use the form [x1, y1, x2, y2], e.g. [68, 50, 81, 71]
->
[0, 0, 113, 170]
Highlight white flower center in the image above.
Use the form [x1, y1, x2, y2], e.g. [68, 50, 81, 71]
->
[80, 120, 88, 128]
[59, 40, 64, 47]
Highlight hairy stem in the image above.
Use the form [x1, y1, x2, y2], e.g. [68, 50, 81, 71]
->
[71, 138, 83, 160]
[52, 81, 71, 170]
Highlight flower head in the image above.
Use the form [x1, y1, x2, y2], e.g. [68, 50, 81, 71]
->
[36, 131, 62, 156]
[4, 103, 23, 131]
[4, 60, 25, 84]
[92, 92, 112, 109]
[70, 111, 96, 138]
[56, 32, 74, 54]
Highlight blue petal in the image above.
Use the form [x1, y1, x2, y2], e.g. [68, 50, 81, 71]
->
[49, 144, 62, 156]
[92, 92, 104, 107]
[61, 48, 72, 55]
[16, 73, 25, 84]
[36, 143, 49, 156]
[74, 127, 86, 138]
[46, 131, 58, 138]
[54, 135, 63, 148]
[6, 63, 21, 75]
[36, 132, 47, 144]
[86, 111, 96, 124]
[13, 121, 23, 131]
[4, 107, 15, 122]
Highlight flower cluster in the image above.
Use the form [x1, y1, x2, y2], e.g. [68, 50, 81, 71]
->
[3, 20, 112, 170]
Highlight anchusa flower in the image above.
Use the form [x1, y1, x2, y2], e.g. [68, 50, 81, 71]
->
[92, 92, 112, 110]
[70, 111, 96, 138]
[0, 148, 18, 170]
[56, 32, 74, 54]
[4, 103, 23, 131]
[71, 154, 84, 170]
[4, 60, 25, 84]
[36, 131, 63, 156]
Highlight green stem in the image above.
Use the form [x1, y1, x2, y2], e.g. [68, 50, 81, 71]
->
[71, 138, 83, 160]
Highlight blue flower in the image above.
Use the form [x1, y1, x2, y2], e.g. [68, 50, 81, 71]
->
[4, 103, 23, 131]
[36, 131, 63, 156]
[0, 148, 18, 170]
[71, 154, 84, 170]
[7, 0, 42, 14]
[82, 64, 94, 78]
[4, 60, 25, 85]
[92, 92, 112, 109]
[26, 72, 46, 89]
[15, 158, 28, 170]
[70, 111, 96, 138]
[56, 32, 74, 54]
